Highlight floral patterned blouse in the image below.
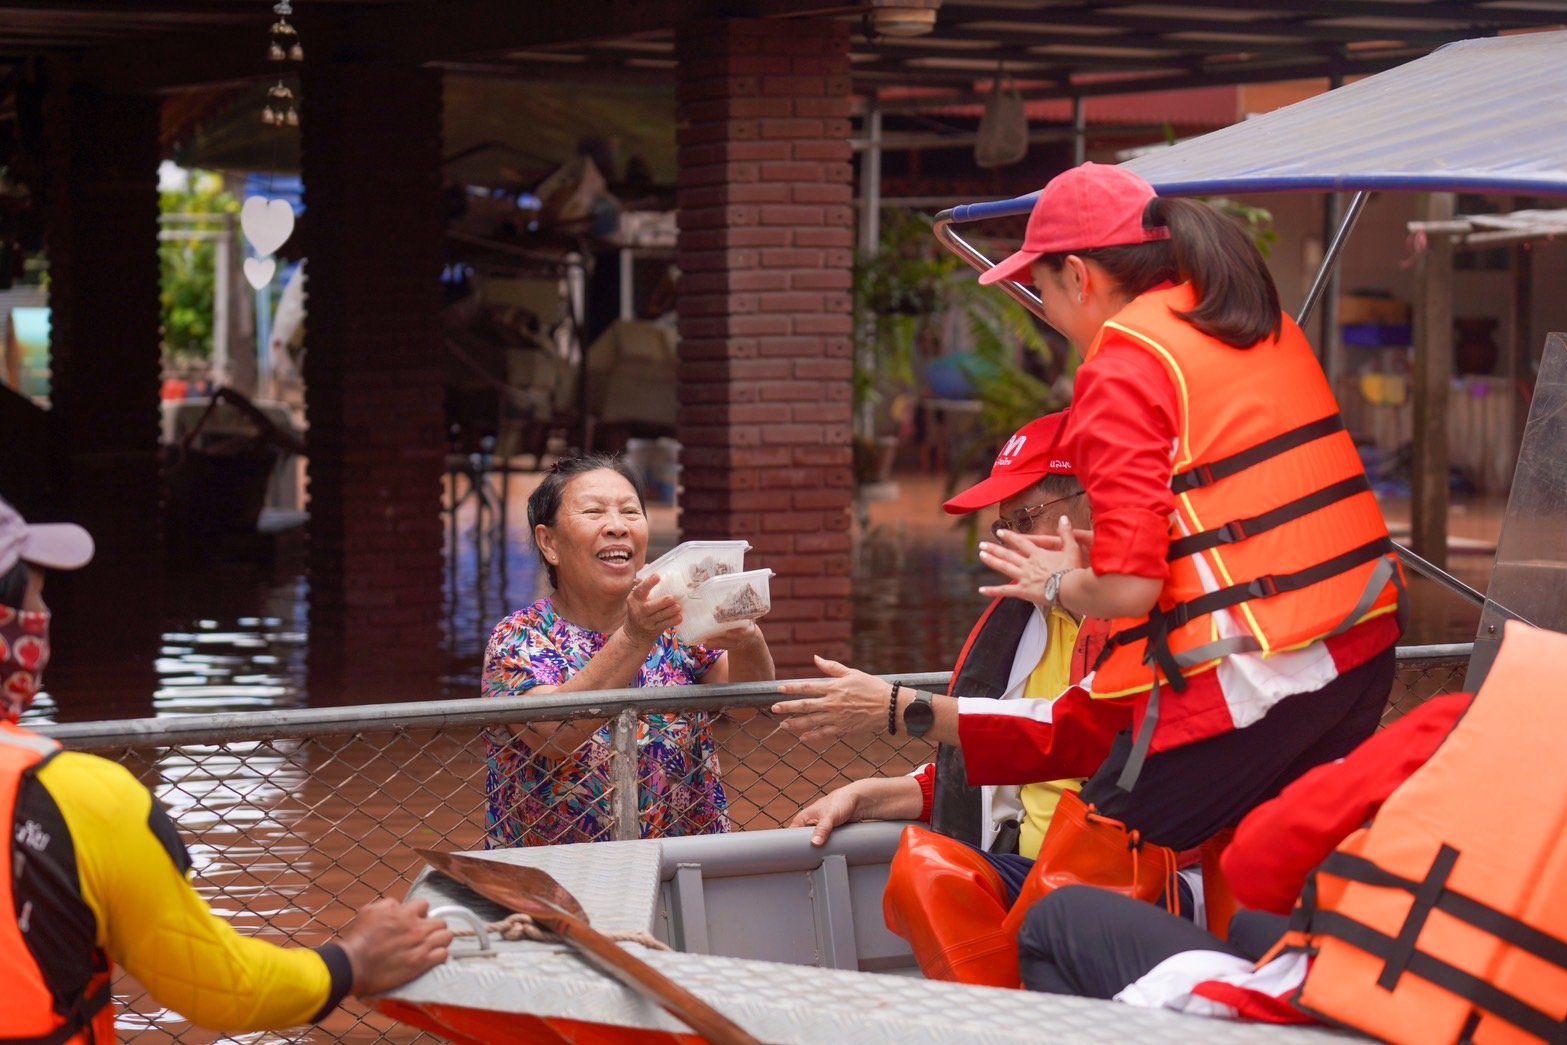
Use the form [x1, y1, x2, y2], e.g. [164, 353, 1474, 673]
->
[480, 598, 729, 848]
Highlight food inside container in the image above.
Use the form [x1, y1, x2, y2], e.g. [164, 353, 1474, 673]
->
[677, 568, 774, 644]
[637, 540, 751, 602]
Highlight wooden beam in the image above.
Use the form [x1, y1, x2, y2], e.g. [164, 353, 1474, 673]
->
[1052, 0, 1567, 30]
[940, 3, 1511, 46]
[335, 0, 822, 65]
[1510, 242, 1533, 458]
[1412, 192, 1455, 572]
[860, 49, 1413, 103]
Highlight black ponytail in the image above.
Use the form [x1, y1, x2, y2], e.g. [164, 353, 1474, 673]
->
[1036, 197, 1282, 349]
[1149, 197, 1282, 348]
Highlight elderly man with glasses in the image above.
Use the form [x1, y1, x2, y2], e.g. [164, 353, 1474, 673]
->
[774, 411, 1137, 987]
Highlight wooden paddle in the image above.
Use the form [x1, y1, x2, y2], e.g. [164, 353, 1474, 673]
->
[416, 849, 761, 1045]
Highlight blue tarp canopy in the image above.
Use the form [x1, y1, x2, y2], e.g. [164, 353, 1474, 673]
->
[947, 30, 1567, 224]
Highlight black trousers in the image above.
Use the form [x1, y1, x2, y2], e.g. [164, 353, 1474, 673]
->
[1080, 645, 1395, 851]
[1018, 885, 1288, 997]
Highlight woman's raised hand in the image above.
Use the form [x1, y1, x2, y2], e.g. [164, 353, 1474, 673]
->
[623, 573, 682, 646]
[771, 655, 889, 742]
[701, 619, 768, 651]
[976, 514, 1084, 605]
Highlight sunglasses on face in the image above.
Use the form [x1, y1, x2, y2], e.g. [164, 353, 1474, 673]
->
[991, 489, 1084, 540]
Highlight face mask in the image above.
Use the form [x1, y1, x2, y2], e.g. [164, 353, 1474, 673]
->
[0, 605, 50, 723]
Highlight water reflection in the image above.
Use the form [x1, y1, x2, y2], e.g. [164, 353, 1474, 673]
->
[26, 482, 1502, 726]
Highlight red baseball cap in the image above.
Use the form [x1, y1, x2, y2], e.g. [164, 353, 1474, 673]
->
[943, 411, 1075, 515]
[978, 162, 1170, 287]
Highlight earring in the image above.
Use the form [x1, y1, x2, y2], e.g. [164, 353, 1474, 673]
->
[1077, 292, 1085, 304]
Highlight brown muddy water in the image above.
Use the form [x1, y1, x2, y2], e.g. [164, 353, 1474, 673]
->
[25, 472, 1501, 1042]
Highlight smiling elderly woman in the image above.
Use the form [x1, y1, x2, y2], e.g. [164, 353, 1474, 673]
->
[481, 453, 775, 848]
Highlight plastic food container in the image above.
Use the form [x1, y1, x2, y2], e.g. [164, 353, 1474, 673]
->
[637, 540, 751, 602]
[677, 568, 775, 644]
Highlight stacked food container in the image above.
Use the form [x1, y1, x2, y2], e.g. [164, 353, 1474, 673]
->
[637, 540, 774, 643]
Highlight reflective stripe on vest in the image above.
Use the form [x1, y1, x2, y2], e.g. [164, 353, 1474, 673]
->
[0, 724, 115, 1045]
[1086, 285, 1401, 704]
[1287, 623, 1567, 1043]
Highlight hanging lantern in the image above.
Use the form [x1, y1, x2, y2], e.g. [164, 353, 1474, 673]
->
[269, 19, 299, 62]
[865, 0, 942, 37]
[261, 82, 295, 127]
[259, 0, 303, 127]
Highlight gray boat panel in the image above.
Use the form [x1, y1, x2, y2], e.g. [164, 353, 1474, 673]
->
[392, 824, 1346, 1042]
[1467, 333, 1567, 691]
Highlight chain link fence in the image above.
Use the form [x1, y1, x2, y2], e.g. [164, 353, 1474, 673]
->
[39, 649, 1469, 1043]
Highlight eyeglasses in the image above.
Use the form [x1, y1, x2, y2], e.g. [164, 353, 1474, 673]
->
[991, 489, 1084, 539]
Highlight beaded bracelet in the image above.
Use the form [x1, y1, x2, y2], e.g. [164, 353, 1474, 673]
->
[887, 679, 901, 736]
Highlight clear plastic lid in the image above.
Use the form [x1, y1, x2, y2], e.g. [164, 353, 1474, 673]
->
[677, 568, 774, 644]
[637, 540, 751, 602]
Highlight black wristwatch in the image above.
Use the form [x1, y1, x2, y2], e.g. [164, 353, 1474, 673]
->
[902, 689, 935, 739]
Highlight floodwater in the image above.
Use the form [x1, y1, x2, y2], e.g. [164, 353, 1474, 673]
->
[25, 469, 1502, 1043]
[28, 470, 1500, 725]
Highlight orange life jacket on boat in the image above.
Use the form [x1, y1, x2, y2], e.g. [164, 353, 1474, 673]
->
[1281, 622, 1567, 1044]
[0, 722, 116, 1045]
[1087, 285, 1402, 702]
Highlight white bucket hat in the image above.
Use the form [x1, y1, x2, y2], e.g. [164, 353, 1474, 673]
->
[0, 499, 94, 575]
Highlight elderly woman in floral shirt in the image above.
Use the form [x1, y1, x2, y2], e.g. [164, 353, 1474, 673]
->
[481, 454, 775, 848]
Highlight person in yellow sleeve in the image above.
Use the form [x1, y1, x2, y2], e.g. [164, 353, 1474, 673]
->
[0, 498, 453, 1043]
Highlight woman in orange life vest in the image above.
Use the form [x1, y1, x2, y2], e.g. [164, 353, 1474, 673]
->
[968, 162, 1404, 853]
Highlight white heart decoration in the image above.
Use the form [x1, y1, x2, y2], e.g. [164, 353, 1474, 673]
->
[240, 195, 295, 257]
[243, 257, 278, 289]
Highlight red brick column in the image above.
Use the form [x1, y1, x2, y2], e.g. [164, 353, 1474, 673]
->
[40, 80, 163, 716]
[299, 64, 446, 701]
[674, 19, 855, 676]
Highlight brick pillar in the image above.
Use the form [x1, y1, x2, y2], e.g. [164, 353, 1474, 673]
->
[40, 77, 163, 717]
[674, 19, 855, 676]
[299, 64, 446, 701]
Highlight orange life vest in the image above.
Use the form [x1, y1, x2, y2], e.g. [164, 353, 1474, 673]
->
[0, 722, 116, 1045]
[1283, 622, 1567, 1044]
[1086, 285, 1402, 704]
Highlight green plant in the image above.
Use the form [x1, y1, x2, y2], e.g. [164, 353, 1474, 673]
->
[159, 170, 238, 362]
[852, 207, 1069, 484]
[851, 208, 954, 440]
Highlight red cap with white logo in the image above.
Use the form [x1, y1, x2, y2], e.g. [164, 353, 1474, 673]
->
[942, 411, 1076, 515]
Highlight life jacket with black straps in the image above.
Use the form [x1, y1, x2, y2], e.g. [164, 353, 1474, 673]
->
[930, 598, 1105, 849]
[0, 722, 116, 1045]
[1277, 622, 1567, 1044]
[1084, 285, 1404, 786]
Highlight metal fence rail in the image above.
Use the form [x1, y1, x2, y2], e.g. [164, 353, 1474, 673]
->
[38, 650, 1471, 1043]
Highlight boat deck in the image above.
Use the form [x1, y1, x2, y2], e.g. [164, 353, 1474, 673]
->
[388, 825, 1351, 1043]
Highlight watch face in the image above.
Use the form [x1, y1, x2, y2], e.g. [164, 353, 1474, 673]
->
[902, 697, 935, 737]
